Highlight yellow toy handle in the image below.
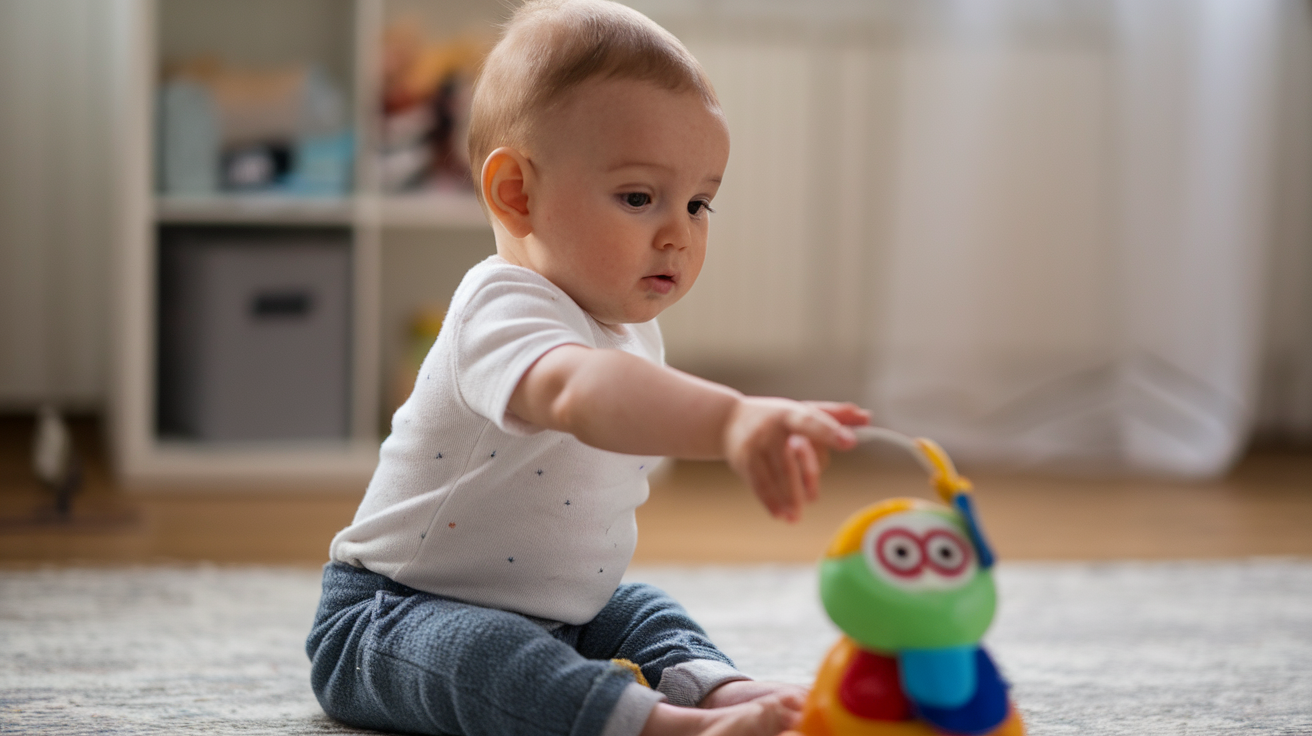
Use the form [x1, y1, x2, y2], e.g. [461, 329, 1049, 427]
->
[851, 426, 972, 503]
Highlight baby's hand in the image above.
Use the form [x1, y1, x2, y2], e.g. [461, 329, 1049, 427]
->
[723, 398, 868, 522]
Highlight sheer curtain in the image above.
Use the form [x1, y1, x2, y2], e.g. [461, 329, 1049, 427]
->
[863, 0, 1310, 476]
[650, 0, 1312, 477]
[0, 0, 122, 409]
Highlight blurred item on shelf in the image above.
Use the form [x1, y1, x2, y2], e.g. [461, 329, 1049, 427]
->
[390, 306, 446, 416]
[158, 58, 354, 197]
[379, 20, 489, 194]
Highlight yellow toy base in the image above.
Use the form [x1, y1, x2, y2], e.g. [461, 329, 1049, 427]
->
[791, 638, 1025, 736]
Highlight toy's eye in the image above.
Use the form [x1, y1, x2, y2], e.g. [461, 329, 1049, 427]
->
[924, 530, 970, 576]
[875, 529, 923, 578]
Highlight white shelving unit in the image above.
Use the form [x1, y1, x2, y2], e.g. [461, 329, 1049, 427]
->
[154, 195, 358, 225]
[111, 0, 498, 490]
[375, 191, 491, 230]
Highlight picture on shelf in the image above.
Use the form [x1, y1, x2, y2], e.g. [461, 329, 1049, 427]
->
[378, 19, 490, 194]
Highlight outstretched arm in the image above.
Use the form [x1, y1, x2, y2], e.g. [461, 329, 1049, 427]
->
[508, 344, 868, 521]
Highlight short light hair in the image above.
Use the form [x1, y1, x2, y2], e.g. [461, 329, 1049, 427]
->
[467, 0, 719, 202]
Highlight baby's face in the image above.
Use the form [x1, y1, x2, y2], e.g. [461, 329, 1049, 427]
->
[525, 78, 730, 325]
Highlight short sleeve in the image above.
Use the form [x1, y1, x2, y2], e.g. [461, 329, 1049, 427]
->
[453, 271, 595, 434]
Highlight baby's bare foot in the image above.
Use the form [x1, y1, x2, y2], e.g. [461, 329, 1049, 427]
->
[700, 698, 798, 736]
[640, 696, 799, 736]
[699, 680, 807, 712]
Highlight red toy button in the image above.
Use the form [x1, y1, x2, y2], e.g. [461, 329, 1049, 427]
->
[838, 648, 913, 721]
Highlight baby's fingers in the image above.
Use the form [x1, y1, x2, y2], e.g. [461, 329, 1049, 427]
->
[779, 442, 805, 522]
[806, 401, 871, 427]
[748, 452, 792, 521]
[788, 434, 821, 502]
[784, 406, 858, 451]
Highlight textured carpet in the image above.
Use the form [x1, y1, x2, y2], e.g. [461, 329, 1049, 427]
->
[1, 560, 1310, 735]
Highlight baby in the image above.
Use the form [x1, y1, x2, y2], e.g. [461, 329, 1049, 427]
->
[307, 2, 868, 735]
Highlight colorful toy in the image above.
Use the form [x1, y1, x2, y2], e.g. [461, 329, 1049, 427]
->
[794, 427, 1025, 736]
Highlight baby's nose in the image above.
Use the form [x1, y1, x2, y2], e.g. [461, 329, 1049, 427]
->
[656, 217, 689, 249]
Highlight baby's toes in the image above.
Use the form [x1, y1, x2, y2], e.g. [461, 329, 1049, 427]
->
[775, 690, 806, 712]
[700, 694, 805, 736]
[763, 696, 803, 732]
[745, 697, 801, 736]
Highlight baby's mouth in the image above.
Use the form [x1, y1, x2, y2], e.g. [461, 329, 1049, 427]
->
[644, 273, 677, 295]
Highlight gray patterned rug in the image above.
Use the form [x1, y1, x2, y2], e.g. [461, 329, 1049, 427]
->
[1, 560, 1310, 735]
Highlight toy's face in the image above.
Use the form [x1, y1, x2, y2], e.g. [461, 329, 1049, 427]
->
[863, 510, 977, 592]
[820, 503, 995, 652]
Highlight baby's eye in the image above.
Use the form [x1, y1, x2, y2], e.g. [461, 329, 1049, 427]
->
[621, 192, 651, 208]
[687, 199, 714, 216]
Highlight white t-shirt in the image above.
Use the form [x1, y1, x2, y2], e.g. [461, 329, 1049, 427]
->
[330, 256, 664, 625]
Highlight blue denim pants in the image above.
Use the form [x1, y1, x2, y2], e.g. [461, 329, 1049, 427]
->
[306, 562, 742, 736]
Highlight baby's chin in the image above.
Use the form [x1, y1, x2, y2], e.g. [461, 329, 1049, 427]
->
[590, 311, 660, 328]
[572, 286, 682, 326]
[587, 299, 675, 327]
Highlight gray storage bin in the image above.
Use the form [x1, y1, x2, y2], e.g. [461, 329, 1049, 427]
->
[158, 226, 352, 442]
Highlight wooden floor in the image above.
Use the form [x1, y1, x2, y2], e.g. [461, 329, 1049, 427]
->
[1, 415, 1310, 566]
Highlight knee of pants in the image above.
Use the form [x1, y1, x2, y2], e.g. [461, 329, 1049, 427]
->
[612, 583, 706, 636]
[597, 583, 739, 684]
[609, 582, 685, 618]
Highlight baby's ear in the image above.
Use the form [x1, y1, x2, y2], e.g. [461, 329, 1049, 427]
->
[482, 147, 533, 238]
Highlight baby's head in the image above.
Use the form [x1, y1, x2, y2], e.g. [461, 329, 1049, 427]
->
[468, 0, 730, 325]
